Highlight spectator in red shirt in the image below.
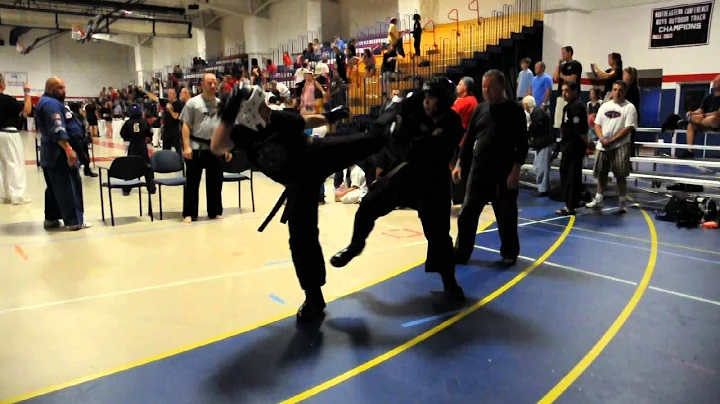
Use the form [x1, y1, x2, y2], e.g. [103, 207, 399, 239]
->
[452, 77, 478, 142]
[266, 59, 277, 75]
[450, 77, 478, 204]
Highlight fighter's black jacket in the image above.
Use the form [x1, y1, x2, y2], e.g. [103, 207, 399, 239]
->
[380, 93, 465, 176]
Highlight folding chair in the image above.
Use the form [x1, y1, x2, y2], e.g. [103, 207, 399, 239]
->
[98, 156, 154, 226]
[151, 150, 186, 220]
[222, 151, 255, 212]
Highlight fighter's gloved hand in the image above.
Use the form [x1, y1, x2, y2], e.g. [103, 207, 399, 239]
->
[323, 106, 349, 123]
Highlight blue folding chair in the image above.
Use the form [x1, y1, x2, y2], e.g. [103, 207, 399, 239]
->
[151, 150, 186, 220]
[222, 151, 255, 212]
[99, 156, 153, 226]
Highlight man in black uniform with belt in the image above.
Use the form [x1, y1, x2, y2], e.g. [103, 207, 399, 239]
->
[211, 85, 389, 322]
[557, 81, 588, 215]
[452, 69, 528, 267]
[329, 78, 466, 301]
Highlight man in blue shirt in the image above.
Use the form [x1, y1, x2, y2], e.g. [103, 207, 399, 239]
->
[516, 58, 534, 100]
[36, 77, 91, 231]
[532, 61, 553, 109]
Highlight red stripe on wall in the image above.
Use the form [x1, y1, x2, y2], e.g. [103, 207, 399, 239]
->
[557, 73, 719, 86]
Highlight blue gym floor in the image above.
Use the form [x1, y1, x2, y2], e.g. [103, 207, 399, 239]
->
[15, 190, 720, 404]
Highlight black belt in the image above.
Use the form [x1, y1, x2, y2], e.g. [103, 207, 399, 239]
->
[190, 135, 211, 145]
[258, 189, 290, 232]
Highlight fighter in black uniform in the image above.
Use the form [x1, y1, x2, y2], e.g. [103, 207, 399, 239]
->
[211, 85, 392, 322]
[119, 104, 155, 195]
[329, 78, 466, 301]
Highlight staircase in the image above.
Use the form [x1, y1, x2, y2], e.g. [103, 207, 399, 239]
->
[341, 0, 544, 133]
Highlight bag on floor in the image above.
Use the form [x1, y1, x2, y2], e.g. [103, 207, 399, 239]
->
[655, 196, 704, 228]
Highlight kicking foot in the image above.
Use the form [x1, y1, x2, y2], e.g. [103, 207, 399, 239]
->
[182, 216, 193, 224]
[555, 207, 575, 216]
[212, 215, 224, 220]
[330, 244, 363, 268]
[11, 196, 31, 205]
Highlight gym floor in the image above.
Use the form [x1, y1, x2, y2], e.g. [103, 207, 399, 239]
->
[1, 133, 719, 404]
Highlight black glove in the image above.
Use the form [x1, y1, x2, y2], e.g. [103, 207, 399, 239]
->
[323, 106, 349, 123]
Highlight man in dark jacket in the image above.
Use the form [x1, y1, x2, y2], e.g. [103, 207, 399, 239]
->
[522, 95, 554, 196]
[557, 81, 589, 215]
[452, 70, 528, 267]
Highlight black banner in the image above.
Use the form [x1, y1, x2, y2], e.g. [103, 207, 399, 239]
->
[649, 1, 714, 48]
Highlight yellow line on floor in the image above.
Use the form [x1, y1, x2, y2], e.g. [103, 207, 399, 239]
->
[0, 220, 495, 404]
[537, 207, 658, 403]
[279, 216, 576, 404]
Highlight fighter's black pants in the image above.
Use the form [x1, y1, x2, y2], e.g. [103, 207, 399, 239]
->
[348, 166, 455, 275]
[162, 128, 183, 156]
[455, 161, 520, 263]
[287, 132, 385, 291]
[183, 149, 223, 219]
[559, 141, 587, 210]
[43, 158, 84, 226]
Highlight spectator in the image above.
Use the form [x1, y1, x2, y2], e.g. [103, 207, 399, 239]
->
[531, 61, 553, 109]
[623, 67, 640, 155]
[266, 59, 277, 75]
[412, 14, 422, 57]
[586, 80, 637, 213]
[516, 58, 534, 100]
[523, 95, 554, 197]
[388, 18, 405, 57]
[681, 74, 720, 158]
[591, 53, 622, 102]
[362, 49, 377, 78]
[552, 46, 582, 128]
[587, 87, 603, 141]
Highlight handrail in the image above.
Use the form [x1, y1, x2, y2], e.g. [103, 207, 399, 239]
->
[422, 20, 437, 48]
[447, 8, 460, 36]
[468, 0, 482, 25]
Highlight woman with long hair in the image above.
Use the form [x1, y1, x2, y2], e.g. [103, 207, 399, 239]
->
[623, 67, 641, 155]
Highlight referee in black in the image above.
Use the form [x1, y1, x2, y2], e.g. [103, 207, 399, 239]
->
[452, 70, 528, 267]
[557, 81, 588, 215]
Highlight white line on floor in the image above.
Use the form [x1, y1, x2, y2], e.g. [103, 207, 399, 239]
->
[0, 239, 430, 315]
[473, 245, 720, 307]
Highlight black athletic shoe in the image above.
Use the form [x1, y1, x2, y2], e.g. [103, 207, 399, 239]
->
[496, 257, 517, 268]
[330, 245, 363, 268]
[296, 298, 327, 322]
[441, 273, 466, 303]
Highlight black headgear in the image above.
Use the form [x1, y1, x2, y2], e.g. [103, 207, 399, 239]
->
[128, 103, 143, 119]
[424, 77, 456, 111]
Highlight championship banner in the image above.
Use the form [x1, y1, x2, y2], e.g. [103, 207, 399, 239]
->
[2, 71, 28, 87]
[649, 1, 714, 48]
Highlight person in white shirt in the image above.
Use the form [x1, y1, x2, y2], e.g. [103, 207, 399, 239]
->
[334, 165, 368, 204]
[314, 57, 330, 77]
[586, 80, 637, 213]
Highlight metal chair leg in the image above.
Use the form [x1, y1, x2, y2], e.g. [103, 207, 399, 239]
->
[238, 182, 241, 209]
[109, 185, 115, 226]
[159, 185, 163, 220]
[138, 184, 143, 217]
[250, 178, 255, 212]
[99, 170, 105, 222]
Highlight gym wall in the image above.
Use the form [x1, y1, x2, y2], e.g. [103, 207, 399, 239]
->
[543, 0, 720, 77]
[0, 26, 135, 99]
